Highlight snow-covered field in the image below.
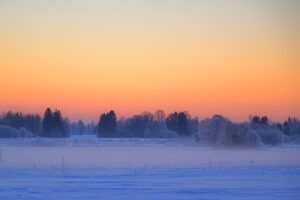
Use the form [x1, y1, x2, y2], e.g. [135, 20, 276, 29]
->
[0, 137, 300, 199]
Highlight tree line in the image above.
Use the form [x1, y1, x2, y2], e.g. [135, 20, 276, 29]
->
[0, 108, 70, 138]
[0, 108, 299, 141]
[96, 110, 199, 138]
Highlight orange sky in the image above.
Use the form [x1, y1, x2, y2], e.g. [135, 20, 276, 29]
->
[0, 0, 299, 122]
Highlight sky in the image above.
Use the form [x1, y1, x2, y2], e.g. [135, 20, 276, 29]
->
[0, 0, 299, 122]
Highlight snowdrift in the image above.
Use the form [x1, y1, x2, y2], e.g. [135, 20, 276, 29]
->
[0, 138, 300, 170]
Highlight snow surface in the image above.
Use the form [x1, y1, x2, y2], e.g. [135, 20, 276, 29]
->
[0, 137, 300, 199]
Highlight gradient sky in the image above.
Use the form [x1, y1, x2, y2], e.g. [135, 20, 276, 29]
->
[0, 0, 299, 122]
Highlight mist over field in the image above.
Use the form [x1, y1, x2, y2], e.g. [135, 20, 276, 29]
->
[1, 112, 300, 200]
[0, 137, 300, 200]
[1, 111, 300, 199]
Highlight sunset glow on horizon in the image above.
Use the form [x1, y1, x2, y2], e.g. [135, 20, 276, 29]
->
[0, 0, 299, 122]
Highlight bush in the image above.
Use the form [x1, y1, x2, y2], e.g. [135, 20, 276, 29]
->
[0, 125, 33, 138]
[257, 129, 284, 145]
[196, 115, 285, 147]
[0, 125, 19, 138]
